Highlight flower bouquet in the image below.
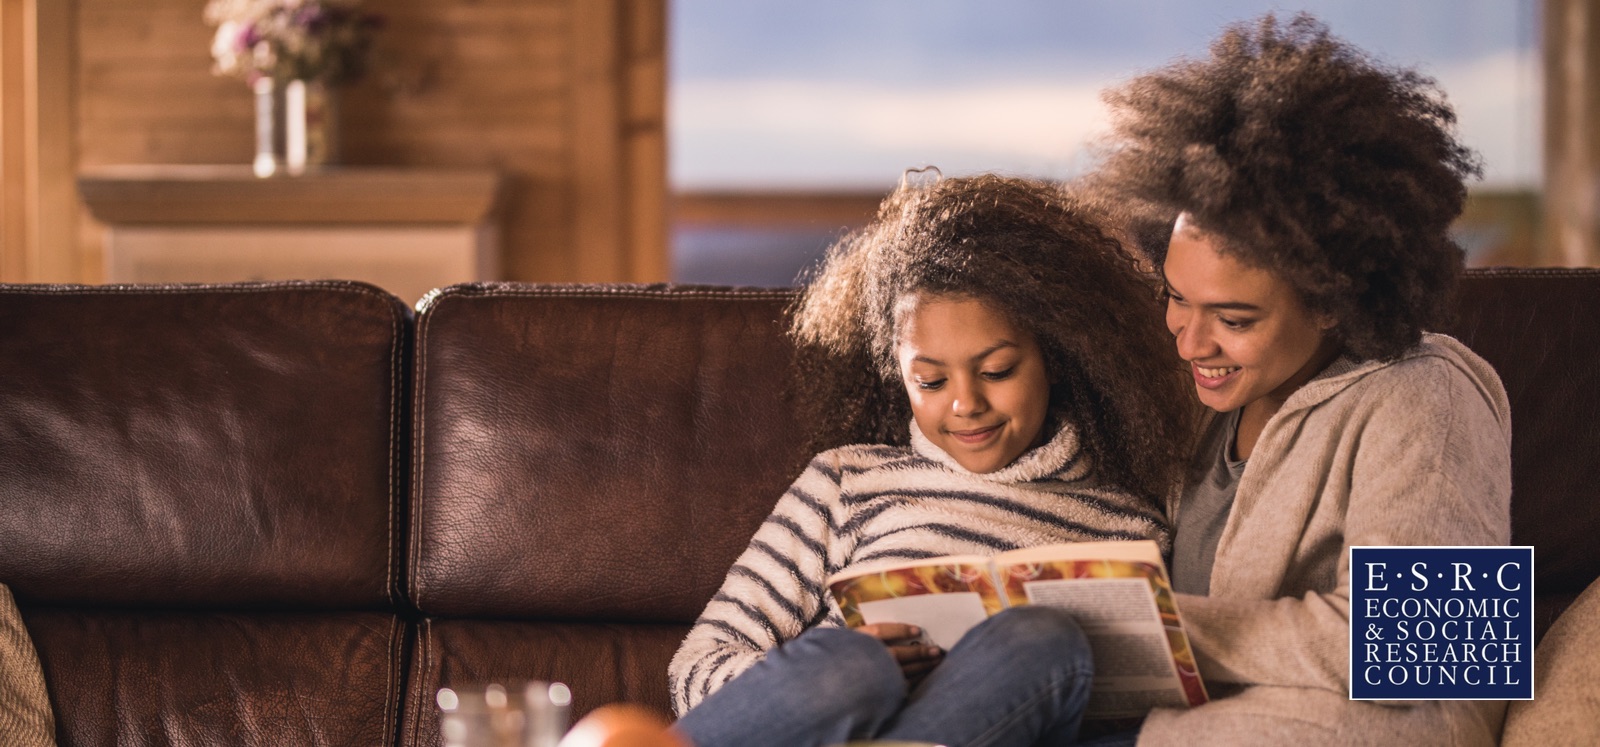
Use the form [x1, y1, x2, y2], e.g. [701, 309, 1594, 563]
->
[204, 0, 382, 176]
[205, 0, 380, 85]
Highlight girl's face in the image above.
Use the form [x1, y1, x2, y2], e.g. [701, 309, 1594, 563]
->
[896, 294, 1051, 473]
[1162, 215, 1337, 415]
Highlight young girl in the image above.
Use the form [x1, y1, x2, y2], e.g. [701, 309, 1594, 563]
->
[1088, 14, 1511, 746]
[668, 174, 1195, 747]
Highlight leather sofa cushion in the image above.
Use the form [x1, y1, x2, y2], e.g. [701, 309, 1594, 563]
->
[23, 608, 405, 746]
[0, 282, 409, 609]
[408, 285, 810, 622]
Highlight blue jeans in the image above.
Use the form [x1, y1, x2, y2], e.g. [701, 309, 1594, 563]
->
[673, 606, 1095, 747]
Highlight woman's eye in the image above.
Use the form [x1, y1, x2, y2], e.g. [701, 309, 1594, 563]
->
[980, 367, 1016, 381]
[916, 378, 946, 391]
[1218, 316, 1252, 330]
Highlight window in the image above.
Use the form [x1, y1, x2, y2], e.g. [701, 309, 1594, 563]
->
[671, 0, 1540, 284]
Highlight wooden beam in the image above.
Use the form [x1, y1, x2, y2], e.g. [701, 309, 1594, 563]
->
[1544, 0, 1600, 266]
[569, 0, 625, 281]
[0, 0, 78, 283]
[1, 0, 25, 280]
[567, 0, 667, 283]
[623, 0, 666, 282]
[27, 0, 77, 281]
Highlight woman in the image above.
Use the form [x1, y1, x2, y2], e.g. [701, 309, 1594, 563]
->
[1088, 14, 1511, 745]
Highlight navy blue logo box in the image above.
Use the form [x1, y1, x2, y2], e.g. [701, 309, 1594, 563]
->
[1349, 546, 1534, 700]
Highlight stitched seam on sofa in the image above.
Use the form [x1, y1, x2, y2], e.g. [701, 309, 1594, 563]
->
[385, 614, 402, 747]
[0, 280, 401, 300]
[424, 285, 796, 303]
[410, 618, 433, 747]
[1463, 267, 1600, 279]
[411, 304, 432, 613]
[387, 296, 401, 609]
[405, 619, 421, 747]
[490, 289, 796, 300]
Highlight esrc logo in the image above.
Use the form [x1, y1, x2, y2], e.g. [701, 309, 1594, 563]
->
[1349, 546, 1534, 700]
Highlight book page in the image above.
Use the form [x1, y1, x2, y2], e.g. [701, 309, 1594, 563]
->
[1002, 555, 1209, 718]
[1025, 575, 1163, 627]
[858, 592, 990, 651]
[829, 560, 1007, 631]
[1024, 576, 1194, 716]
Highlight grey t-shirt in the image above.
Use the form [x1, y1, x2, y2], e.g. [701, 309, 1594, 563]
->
[1171, 409, 1247, 596]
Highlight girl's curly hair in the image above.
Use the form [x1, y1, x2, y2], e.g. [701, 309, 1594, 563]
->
[1089, 13, 1481, 361]
[789, 173, 1195, 503]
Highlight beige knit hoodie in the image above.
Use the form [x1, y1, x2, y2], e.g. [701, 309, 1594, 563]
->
[0, 584, 54, 746]
[1139, 333, 1512, 746]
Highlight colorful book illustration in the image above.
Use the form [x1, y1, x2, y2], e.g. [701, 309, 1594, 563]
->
[827, 539, 1208, 720]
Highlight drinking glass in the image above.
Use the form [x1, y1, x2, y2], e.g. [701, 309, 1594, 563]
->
[438, 680, 573, 747]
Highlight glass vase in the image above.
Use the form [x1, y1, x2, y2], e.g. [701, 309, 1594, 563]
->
[253, 78, 340, 178]
[253, 77, 281, 178]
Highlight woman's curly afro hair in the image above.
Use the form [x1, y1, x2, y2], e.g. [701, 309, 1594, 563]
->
[789, 173, 1195, 503]
[1090, 13, 1481, 361]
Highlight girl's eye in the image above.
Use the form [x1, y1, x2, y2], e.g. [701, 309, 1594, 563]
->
[916, 378, 946, 391]
[980, 367, 1016, 381]
[1218, 316, 1253, 331]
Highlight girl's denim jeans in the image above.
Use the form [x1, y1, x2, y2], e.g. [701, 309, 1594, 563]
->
[673, 605, 1099, 747]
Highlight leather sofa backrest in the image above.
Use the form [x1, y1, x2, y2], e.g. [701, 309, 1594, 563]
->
[1453, 268, 1600, 635]
[408, 284, 807, 622]
[0, 282, 410, 609]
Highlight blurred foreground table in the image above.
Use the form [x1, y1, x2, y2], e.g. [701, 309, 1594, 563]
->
[78, 165, 503, 307]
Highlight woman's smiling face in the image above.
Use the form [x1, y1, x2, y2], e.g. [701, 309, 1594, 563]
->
[1162, 215, 1337, 416]
[896, 294, 1051, 474]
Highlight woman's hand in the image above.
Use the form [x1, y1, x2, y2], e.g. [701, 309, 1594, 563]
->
[858, 622, 944, 683]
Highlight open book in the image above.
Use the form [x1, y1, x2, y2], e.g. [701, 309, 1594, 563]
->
[827, 539, 1208, 719]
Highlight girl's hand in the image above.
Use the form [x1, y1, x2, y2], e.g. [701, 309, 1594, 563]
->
[858, 622, 944, 682]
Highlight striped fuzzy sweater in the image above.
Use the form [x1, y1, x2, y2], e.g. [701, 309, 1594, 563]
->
[668, 421, 1170, 716]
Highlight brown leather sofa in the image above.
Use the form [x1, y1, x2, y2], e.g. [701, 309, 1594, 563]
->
[1, 268, 1597, 746]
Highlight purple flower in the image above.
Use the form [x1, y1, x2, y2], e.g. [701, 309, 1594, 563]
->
[206, 0, 383, 85]
[294, 6, 325, 29]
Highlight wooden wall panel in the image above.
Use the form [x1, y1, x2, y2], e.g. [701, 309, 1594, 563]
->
[3, 0, 79, 282]
[69, 0, 666, 283]
[77, 1, 250, 165]
[343, 0, 580, 281]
